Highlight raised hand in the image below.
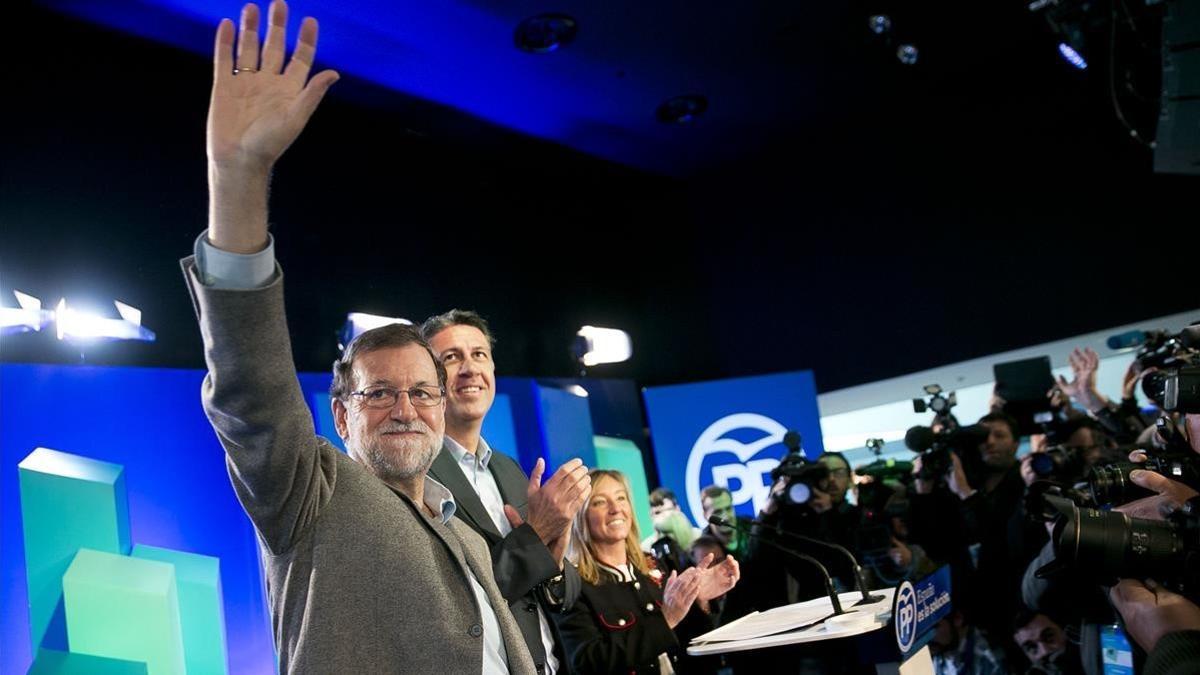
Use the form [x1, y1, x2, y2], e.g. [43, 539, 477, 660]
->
[693, 553, 740, 601]
[504, 458, 591, 559]
[209, 1, 338, 170]
[207, 1, 339, 253]
[1057, 348, 1109, 413]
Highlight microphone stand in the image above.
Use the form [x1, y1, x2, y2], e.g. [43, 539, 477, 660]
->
[712, 516, 885, 607]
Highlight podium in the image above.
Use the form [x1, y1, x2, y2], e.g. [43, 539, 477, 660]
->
[688, 566, 952, 674]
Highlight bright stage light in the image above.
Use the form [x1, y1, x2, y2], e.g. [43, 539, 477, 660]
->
[338, 312, 413, 351]
[1, 291, 55, 335]
[54, 299, 156, 342]
[573, 326, 632, 367]
[1057, 42, 1087, 69]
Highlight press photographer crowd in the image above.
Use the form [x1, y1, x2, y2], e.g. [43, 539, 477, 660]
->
[637, 326, 1200, 674]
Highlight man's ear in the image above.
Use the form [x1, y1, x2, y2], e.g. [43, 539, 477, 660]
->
[332, 397, 350, 442]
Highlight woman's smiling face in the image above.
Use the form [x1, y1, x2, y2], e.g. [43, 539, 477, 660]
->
[586, 475, 632, 547]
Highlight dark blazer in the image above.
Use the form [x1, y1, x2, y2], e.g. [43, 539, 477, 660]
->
[553, 564, 715, 674]
[429, 446, 581, 673]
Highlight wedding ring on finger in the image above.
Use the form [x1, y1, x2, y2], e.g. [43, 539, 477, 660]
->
[233, 67, 258, 74]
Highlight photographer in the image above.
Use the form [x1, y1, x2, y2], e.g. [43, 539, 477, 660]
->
[909, 412, 1048, 638]
[1105, 414, 1200, 675]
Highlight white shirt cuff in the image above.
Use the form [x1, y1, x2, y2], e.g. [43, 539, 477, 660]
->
[193, 230, 276, 289]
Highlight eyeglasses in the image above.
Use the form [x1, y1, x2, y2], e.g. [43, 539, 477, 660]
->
[349, 385, 445, 409]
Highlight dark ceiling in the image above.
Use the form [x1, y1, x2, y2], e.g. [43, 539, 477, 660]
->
[1, 1, 1195, 393]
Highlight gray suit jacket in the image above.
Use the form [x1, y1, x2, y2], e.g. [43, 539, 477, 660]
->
[183, 258, 535, 674]
[428, 449, 581, 673]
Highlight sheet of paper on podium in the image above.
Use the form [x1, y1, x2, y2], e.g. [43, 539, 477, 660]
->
[688, 588, 896, 656]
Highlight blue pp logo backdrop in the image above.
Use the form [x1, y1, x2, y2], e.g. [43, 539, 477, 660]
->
[643, 371, 824, 527]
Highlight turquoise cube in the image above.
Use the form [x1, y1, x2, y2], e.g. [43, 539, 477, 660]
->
[62, 549, 186, 675]
[27, 648, 148, 674]
[19, 448, 132, 651]
[132, 544, 229, 675]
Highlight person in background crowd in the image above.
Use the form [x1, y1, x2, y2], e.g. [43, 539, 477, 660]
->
[929, 610, 1008, 675]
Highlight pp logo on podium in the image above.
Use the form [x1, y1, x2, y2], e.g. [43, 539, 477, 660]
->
[684, 413, 788, 526]
[894, 580, 917, 654]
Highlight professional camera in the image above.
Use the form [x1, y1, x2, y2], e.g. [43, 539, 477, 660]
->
[1127, 326, 1200, 371]
[1036, 495, 1200, 596]
[1145, 365, 1200, 414]
[1028, 444, 1089, 483]
[904, 423, 989, 482]
[1087, 418, 1200, 507]
[770, 431, 830, 506]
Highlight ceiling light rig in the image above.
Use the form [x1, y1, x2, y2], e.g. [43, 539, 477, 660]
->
[0, 291, 53, 336]
[571, 325, 632, 376]
[337, 312, 413, 352]
[514, 14, 578, 54]
[655, 95, 708, 125]
[1, 291, 154, 342]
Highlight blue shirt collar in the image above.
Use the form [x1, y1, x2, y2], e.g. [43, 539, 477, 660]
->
[422, 475, 457, 524]
[444, 434, 493, 470]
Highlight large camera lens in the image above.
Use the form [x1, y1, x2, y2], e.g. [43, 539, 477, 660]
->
[1088, 462, 1153, 507]
[1054, 503, 1185, 581]
[1143, 371, 1167, 406]
[1030, 453, 1058, 478]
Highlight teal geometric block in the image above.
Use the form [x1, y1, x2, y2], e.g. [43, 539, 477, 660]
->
[132, 544, 229, 675]
[27, 648, 148, 675]
[19, 448, 132, 652]
[593, 436, 654, 539]
[62, 549, 186, 675]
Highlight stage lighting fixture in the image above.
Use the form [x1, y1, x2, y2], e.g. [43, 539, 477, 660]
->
[0, 290, 54, 335]
[572, 326, 632, 367]
[896, 44, 919, 65]
[868, 15, 892, 35]
[656, 95, 708, 125]
[54, 299, 156, 342]
[1057, 42, 1088, 69]
[514, 14, 578, 53]
[337, 312, 413, 351]
[566, 384, 590, 398]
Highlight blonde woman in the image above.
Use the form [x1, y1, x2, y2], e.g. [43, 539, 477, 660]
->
[554, 470, 740, 674]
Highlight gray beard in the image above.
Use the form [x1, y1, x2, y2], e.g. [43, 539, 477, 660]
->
[358, 432, 443, 483]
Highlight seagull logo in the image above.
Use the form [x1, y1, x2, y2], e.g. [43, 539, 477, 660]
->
[685, 413, 789, 526]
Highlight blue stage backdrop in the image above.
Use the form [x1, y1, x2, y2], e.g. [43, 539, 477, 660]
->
[642, 370, 824, 528]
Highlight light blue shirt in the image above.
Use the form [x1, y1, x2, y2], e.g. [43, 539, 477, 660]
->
[444, 435, 560, 675]
[194, 231, 511, 674]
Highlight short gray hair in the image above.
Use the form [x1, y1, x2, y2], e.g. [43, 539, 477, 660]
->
[330, 323, 447, 400]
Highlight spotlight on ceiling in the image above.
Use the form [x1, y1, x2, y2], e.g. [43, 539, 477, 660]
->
[571, 326, 632, 368]
[0, 290, 54, 335]
[514, 14, 578, 53]
[896, 44, 919, 65]
[338, 312, 412, 351]
[54, 299, 156, 342]
[656, 95, 708, 125]
[1057, 42, 1088, 69]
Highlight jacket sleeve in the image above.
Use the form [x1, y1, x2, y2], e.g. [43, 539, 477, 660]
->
[554, 581, 679, 674]
[183, 257, 335, 556]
